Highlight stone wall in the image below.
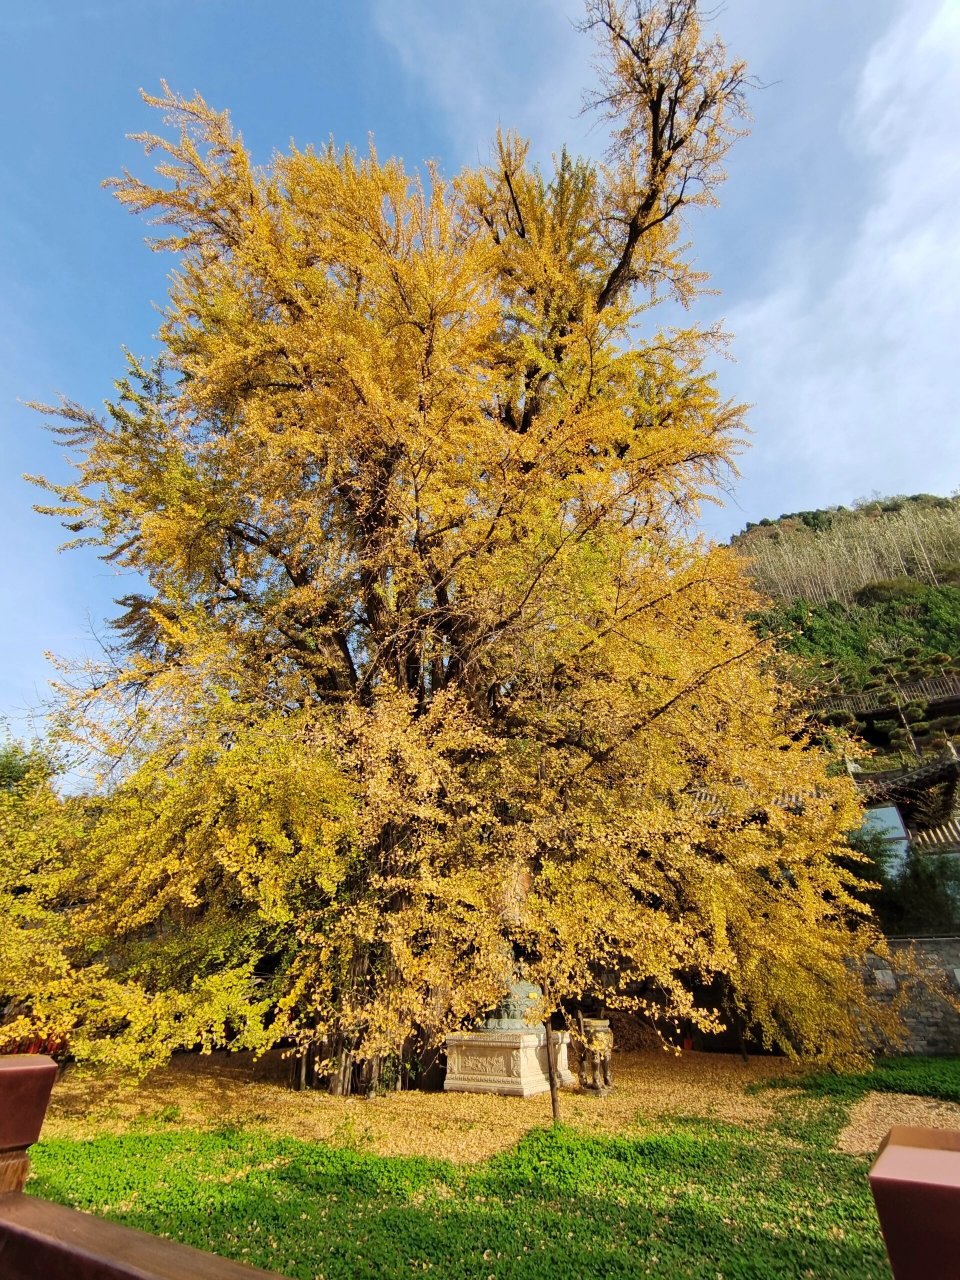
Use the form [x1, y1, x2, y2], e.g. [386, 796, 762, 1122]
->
[867, 936, 960, 1055]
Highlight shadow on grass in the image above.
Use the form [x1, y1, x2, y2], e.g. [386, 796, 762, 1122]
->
[29, 1121, 890, 1280]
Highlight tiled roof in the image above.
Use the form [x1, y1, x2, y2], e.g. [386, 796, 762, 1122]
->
[911, 819, 960, 854]
[687, 786, 809, 817]
[856, 752, 960, 806]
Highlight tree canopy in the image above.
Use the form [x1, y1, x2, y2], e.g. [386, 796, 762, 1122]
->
[12, 1, 888, 1081]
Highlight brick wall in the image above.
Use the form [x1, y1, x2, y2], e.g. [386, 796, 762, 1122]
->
[867, 936, 960, 1055]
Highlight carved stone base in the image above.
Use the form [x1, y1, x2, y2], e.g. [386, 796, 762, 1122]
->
[444, 1030, 575, 1096]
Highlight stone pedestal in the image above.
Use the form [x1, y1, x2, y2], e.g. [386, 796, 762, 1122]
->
[444, 1029, 575, 1097]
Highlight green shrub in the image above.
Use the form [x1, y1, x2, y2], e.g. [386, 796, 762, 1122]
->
[752, 585, 960, 693]
[849, 829, 960, 935]
[855, 578, 927, 606]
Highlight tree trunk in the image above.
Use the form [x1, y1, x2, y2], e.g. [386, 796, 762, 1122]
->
[339, 1047, 354, 1098]
[898, 705, 921, 759]
[366, 1053, 382, 1096]
[544, 1017, 562, 1125]
[329, 1036, 354, 1097]
[723, 978, 750, 1064]
[734, 1012, 749, 1064]
[576, 1009, 589, 1089]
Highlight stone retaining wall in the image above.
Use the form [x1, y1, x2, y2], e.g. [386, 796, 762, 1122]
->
[867, 936, 960, 1055]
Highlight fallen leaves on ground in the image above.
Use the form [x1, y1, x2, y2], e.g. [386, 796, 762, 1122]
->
[837, 1090, 960, 1154]
[44, 1049, 797, 1162]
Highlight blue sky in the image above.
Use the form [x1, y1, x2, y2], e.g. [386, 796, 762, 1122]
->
[1, 0, 958, 733]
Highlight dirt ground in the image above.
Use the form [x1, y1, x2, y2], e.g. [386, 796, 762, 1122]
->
[838, 1091, 960, 1155]
[44, 1049, 800, 1163]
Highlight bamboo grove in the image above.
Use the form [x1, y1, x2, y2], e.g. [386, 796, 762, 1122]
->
[5, 1, 889, 1084]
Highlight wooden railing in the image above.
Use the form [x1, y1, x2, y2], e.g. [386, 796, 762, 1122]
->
[0, 1193, 282, 1279]
[817, 674, 960, 717]
[0, 1054, 281, 1279]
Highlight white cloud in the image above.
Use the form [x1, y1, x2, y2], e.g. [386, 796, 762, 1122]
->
[372, 1, 960, 535]
[712, 0, 960, 533]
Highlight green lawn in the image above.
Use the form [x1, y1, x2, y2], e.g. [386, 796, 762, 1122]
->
[31, 1121, 884, 1279]
[30, 1059, 937, 1280]
[32, 1057, 960, 1278]
[765, 1055, 960, 1105]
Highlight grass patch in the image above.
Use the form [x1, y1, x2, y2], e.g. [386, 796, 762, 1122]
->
[765, 1056, 960, 1105]
[30, 1114, 890, 1279]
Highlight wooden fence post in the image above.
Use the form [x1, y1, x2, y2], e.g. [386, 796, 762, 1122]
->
[0, 1051, 284, 1277]
[0, 1056, 57, 1194]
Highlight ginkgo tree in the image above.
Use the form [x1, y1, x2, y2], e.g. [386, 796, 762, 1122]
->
[12, 0, 892, 1088]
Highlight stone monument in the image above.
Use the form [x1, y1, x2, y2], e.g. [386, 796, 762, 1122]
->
[571, 1016, 614, 1092]
[444, 979, 575, 1097]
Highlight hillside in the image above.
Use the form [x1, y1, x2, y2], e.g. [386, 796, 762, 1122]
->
[733, 492, 960, 605]
[735, 493, 960, 759]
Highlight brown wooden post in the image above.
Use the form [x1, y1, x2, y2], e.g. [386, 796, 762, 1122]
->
[0, 1055, 58, 1194]
[869, 1124, 960, 1279]
[0, 1052, 285, 1276]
